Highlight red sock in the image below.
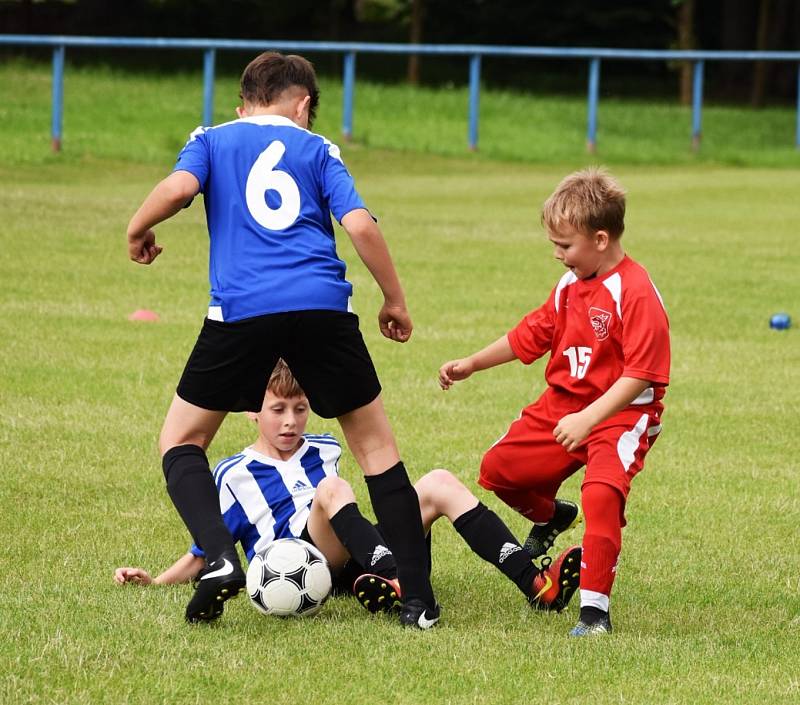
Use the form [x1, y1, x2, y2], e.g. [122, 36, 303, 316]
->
[580, 482, 624, 599]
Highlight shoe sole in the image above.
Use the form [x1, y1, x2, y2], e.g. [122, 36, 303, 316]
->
[185, 576, 246, 624]
[353, 574, 402, 614]
[532, 546, 582, 613]
[550, 546, 581, 612]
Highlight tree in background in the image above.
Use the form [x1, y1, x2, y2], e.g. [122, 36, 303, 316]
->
[1, 0, 798, 103]
[353, 0, 424, 84]
[752, 0, 772, 107]
[673, 0, 696, 106]
[749, 0, 800, 107]
[406, 0, 424, 84]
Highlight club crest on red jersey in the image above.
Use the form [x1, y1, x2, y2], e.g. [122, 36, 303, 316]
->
[588, 307, 612, 341]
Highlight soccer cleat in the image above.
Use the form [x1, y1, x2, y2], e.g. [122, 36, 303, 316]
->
[353, 573, 403, 614]
[570, 611, 612, 637]
[528, 545, 581, 613]
[185, 551, 246, 624]
[399, 599, 441, 629]
[524, 499, 582, 560]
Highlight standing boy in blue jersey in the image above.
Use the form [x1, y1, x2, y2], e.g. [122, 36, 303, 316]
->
[115, 360, 582, 618]
[126, 52, 438, 627]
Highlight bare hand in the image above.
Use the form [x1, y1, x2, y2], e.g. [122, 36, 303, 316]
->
[378, 302, 413, 342]
[128, 229, 163, 265]
[553, 411, 594, 452]
[114, 567, 154, 585]
[439, 358, 475, 390]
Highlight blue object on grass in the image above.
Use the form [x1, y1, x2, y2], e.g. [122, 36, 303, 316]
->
[770, 313, 792, 330]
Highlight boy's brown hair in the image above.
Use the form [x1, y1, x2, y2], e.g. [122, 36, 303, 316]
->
[541, 167, 626, 239]
[240, 52, 320, 127]
[267, 359, 306, 399]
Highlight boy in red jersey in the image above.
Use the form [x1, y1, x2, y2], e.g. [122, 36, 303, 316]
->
[439, 168, 670, 636]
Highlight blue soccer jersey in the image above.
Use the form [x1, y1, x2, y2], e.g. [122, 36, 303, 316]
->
[189, 434, 341, 561]
[174, 115, 367, 322]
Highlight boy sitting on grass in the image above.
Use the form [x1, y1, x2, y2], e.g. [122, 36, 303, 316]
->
[115, 360, 581, 616]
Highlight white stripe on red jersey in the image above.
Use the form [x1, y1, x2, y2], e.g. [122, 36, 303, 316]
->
[508, 255, 670, 411]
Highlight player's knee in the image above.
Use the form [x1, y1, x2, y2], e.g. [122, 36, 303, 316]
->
[416, 468, 460, 513]
[582, 481, 626, 535]
[479, 447, 504, 486]
[419, 468, 458, 490]
[315, 476, 356, 508]
[158, 432, 175, 457]
[158, 430, 210, 456]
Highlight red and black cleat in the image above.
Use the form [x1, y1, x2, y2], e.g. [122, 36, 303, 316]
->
[528, 545, 582, 613]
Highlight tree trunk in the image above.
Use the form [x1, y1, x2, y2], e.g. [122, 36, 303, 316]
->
[771, 0, 800, 100]
[752, 0, 772, 107]
[677, 0, 695, 106]
[407, 0, 424, 85]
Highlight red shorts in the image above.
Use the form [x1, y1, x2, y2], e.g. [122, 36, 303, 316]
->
[479, 390, 663, 500]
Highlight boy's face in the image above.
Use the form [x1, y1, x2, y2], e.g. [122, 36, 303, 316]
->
[548, 223, 610, 280]
[250, 389, 310, 458]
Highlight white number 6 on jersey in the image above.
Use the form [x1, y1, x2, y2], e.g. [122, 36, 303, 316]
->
[245, 140, 301, 231]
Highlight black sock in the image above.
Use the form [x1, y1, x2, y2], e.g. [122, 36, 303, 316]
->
[329, 503, 397, 579]
[162, 444, 236, 563]
[579, 605, 609, 625]
[454, 502, 538, 598]
[424, 531, 432, 578]
[365, 462, 435, 606]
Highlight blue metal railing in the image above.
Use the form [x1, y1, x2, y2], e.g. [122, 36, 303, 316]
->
[586, 57, 601, 153]
[467, 54, 481, 152]
[691, 60, 705, 151]
[2, 34, 800, 153]
[342, 51, 356, 140]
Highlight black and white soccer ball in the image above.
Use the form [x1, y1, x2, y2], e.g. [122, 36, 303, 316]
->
[246, 538, 332, 617]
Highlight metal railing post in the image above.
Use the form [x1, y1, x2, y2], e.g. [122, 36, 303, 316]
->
[468, 54, 481, 151]
[796, 63, 800, 149]
[51, 45, 65, 152]
[586, 57, 600, 154]
[691, 60, 704, 152]
[342, 51, 356, 141]
[203, 48, 216, 126]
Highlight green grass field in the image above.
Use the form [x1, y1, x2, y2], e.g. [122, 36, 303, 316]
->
[1, 60, 799, 704]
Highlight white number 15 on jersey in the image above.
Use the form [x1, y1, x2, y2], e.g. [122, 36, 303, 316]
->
[562, 346, 592, 379]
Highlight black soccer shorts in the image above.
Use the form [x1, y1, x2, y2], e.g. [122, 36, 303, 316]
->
[176, 310, 382, 418]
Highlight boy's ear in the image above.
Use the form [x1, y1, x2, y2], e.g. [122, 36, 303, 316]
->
[245, 411, 258, 422]
[236, 105, 247, 119]
[296, 95, 311, 123]
[595, 229, 610, 250]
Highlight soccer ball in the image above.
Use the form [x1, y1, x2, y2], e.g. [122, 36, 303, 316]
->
[246, 538, 332, 617]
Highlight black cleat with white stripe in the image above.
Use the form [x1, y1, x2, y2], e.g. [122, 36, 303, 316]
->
[185, 551, 246, 623]
[399, 599, 441, 629]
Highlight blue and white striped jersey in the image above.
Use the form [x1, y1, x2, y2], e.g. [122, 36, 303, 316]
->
[189, 434, 341, 561]
[174, 115, 367, 322]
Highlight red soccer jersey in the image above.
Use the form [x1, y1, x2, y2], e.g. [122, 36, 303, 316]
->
[507, 255, 670, 411]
